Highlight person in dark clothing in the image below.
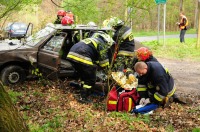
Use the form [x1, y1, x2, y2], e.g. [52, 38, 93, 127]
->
[67, 32, 114, 103]
[132, 47, 158, 99]
[176, 12, 188, 43]
[54, 10, 66, 24]
[134, 61, 176, 106]
[108, 17, 135, 71]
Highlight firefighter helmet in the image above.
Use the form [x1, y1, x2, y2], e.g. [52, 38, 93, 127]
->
[61, 16, 74, 25]
[57, 10, 66, 17]
[108, 17, 124, 27]
[87, 22, 96, 27]
[92, 32, 114, 46]
[136, 47, 152, 61]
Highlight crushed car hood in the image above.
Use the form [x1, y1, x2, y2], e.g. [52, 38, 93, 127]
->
[0, 39, 31, 51]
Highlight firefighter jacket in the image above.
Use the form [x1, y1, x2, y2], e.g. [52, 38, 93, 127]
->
[142, 62, 176, 104]
[179, 15, 188, 30]
[113, 25, 135, 57]
[54, 18, 61, 24]
[135, 56, 158, 98]
[67, 38, 110, 68]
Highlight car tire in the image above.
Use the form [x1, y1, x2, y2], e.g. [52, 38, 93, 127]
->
[0, 65, 26, 85]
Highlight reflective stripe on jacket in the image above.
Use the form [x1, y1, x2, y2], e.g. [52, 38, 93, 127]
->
[113, 25, 135, 57]
[180, 15, 188, 30]
[145, 62, 175, 102]
[67, 38, 109, 67]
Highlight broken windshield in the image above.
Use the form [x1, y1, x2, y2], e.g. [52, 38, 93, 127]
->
[25, 24, 56, 46]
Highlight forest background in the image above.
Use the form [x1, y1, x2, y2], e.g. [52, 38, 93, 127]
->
[0, 0, 198, 34]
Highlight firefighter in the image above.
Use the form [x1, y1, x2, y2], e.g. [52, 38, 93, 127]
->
[108, 17, 135, 71]
[61, 16, 74, 25]
[133, 47, 158, 64]
[134, 61, 176, 107]
[54, 10, 66, 24]
[67, 32, 114, 103]
[132, 47, 158, 100]
[66, 10, 75, 22]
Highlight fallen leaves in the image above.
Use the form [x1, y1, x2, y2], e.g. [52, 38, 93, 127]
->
[5, 79, 200, 131]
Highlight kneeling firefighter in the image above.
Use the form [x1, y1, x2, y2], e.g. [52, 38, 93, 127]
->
[67, 32, 114, 103]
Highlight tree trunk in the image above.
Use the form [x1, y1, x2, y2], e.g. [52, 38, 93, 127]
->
[0, 83, 29, 132]
[179, 0, 183, 12]
[197, 1, 200, 48]
[195, 0, 198, 29]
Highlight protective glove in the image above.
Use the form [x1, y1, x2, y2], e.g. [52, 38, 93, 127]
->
[139, 98, 150, 106]
[144, 98, 150, 105]
[139, 98, 146, 105]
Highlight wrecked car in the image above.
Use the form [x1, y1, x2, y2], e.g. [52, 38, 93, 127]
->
[0, 23, 113, 85]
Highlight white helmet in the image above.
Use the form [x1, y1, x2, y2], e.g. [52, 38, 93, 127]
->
[87, 22, 97, 27]
[92, 31, 115, 46]
[108, 17, 124, 27]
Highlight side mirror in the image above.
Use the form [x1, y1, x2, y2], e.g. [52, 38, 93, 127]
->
[25, 23, 33, 38]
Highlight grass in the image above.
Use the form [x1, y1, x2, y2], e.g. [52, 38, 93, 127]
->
[133, 28, 196, 37]
[7, 90, 22, 103]
[142, 38, 200, 61]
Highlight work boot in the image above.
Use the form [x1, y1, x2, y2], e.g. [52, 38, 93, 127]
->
[172, 94, 187, 104]
[78, 88, 92, 104]
[69, 81, 81, 89]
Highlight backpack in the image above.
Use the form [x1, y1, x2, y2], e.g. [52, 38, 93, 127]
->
[107, 86, 140, 112]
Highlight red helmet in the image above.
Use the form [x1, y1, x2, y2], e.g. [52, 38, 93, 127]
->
[136, 47, 152, 61]
[57, 10, 66, 17]
[61, 16, 74, 25]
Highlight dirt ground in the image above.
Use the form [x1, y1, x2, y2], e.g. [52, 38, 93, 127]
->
[157, 58, 200, 95]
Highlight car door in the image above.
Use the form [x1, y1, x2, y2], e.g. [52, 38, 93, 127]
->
[37, 35, 65, 79]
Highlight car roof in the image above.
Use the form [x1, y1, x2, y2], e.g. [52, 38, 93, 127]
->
[53, 24, 112, 31]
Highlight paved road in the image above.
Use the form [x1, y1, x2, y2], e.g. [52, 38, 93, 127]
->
[135, 34, 197, 42]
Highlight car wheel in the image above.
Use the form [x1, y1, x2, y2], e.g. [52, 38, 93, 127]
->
[0, 65, 26, 85]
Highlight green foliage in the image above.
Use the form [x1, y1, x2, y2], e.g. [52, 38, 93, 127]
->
[188, 106, 200, 113]
[63, 0, 100, 24]
[108, 112, 150, 124]
[192, 128, 200, 132]
[165, 124, 175, 132]
[0, 0, 42, 20]
[143, 38, 200, 61]
[31, 68, 42, 77]
[41, 116, 62, 129]
[29, 116, 63, 132]
[63, 0, 126, 25]
[7, 90, 22, 104]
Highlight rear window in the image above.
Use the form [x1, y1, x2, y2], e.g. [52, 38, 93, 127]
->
[11, 23, 27, 30]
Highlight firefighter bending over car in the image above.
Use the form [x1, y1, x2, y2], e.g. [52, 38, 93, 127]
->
[108, 17, 135, 71]
[67, 32, 114, 103]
